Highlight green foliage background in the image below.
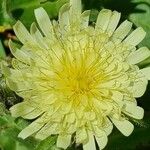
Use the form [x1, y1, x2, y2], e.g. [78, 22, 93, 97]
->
[0, 0, 150, 150]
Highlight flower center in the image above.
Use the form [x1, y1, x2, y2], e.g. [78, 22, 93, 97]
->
[70, 72, 92, 94]
[54, 52, 102, 97]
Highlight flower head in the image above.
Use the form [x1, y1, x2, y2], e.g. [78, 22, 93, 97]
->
[3, 0, 150, 149]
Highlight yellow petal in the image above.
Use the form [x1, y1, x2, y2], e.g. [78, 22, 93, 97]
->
[83, 131, 96, 150]
[6, 78, 18, 91]
[112, 20, 132, 43]
[65, 113, 75, 123]
[69, 0, 82, 20]
[30, 23, 48, 49]
[59, 3, 70, 32]
[9, 40, 31, 64]
[34, 7, 54, 37]
[81, 10, 90, 29]
[35, 123, 58, 140]
[13, 21, 33, 44]
[95, 9, 112, 33]
[110, 117, 134, 136]
[76, 128, 88, 144]
[7, 69, 33, 92]
[124, 105, 144, 119]
[10, 102, 34, 118]
[30, 22, 42, 37]
[57, 134, 71, 149]
[59, 101, 72, 114]
[18, 117, 45, 139]
[1, 62, 11, 76]
[106, 11, 121, 36]
[124, 27, 146, 46]
[140, 67, 150, 80]
[132, 80, 148, 98]
[23, 108, 43, 120]
[85, 111, 96, 121]
[95, 131, 108, 150]
[111, 91, 123, 102]
[104, 118, 113, 135]
[127, 47, 150, 64]
[124, 99, 137, 107]
[11, 58, 29, 70]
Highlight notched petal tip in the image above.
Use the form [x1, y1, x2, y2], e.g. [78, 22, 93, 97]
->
[127, 47, 150, 65]
[9, 39, 31, 64]
[58, 3, 70, 30]
[110, 117, 134, 136]
[57, 134, 72, 149]
[95, 133, 108, 150]
[13, 20, 22, 30]
[13, 20, 33, 44]
[76, 128, 88, 144]
[141, 67, 150, 80]
[18, 118, 44, 139]
[95, 9, 112, 32]
[69, 0, 82, 14]
[34, 7, 54, 37]
[106, 10, 121, 36]
[59, 3, 70, 17]
[83, 131, 96, 150]
[132, 80, 148, 98]
[112, 20, 132, 43]
[10, 102, 43, 119]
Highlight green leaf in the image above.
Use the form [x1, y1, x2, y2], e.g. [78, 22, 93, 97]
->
[129, 0, 150, 48]
[0, 114, 38, 150]
[35, 136, 58, 150]
[0, 135, 16, 150]
[7, 0, 69, 28]
[0, 115, 8, 125]
[0, 0, 13, 26]
[0, 102, 6, 115]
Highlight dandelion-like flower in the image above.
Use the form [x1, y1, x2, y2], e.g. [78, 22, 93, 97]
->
[3, 0, 150, 149]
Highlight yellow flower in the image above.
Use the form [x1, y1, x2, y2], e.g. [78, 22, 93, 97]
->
[2, 0, 150, 149]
